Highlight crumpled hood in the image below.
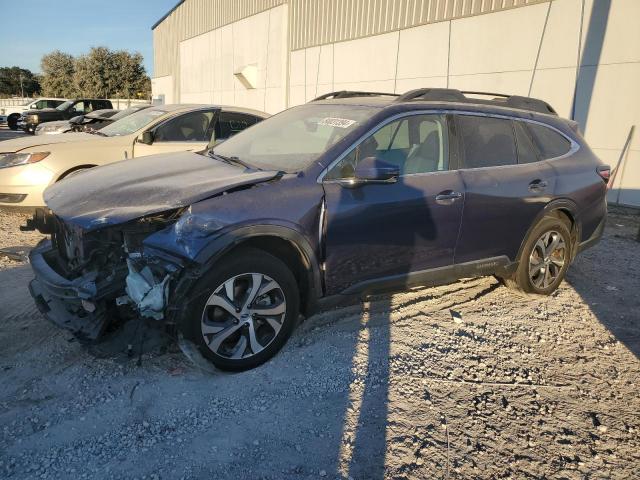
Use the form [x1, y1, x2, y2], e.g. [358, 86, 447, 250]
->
[0, 132, 96, 152]
[44, 151, 279, 230]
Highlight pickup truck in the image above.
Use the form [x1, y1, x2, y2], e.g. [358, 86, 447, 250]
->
[0, 98, 67, 130]
[18, 99, 113, 134]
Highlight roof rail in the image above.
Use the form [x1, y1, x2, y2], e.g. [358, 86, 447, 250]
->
[311, 91, 400, 102]
[395, 88, 557, 115]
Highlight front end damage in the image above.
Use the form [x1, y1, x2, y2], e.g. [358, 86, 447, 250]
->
[25, 209, 185, 341]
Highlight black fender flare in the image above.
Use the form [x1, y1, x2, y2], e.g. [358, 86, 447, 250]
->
[514, 198, 581, 264]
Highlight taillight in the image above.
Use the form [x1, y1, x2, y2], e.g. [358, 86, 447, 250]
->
[597, 165, 611, 184]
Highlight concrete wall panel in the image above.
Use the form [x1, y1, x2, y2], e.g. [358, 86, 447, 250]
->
[574, 62, 640, 151]
[529, 67, 577, 118]
[289, 49, 305, 86]
[581, 0, 640, 66]
[449, 3, 548, 75]
[448, 71, 533, 96]
[333, 32, 399, 84]
[151, 75, 174, 104]
[536, 0, 582, 69]
[395, 76, 448, 93]
[176, 5, 288, 114]
[396, 21, 450, 80]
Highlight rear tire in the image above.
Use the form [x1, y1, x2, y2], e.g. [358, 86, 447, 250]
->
[500, 215, 572, 295]
[178, 248, 300, 371]
[7, 114, 19, 130]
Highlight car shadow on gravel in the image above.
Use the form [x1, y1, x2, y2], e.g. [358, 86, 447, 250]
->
[565, 210, 640, 359]
[324, 182, 437, 479]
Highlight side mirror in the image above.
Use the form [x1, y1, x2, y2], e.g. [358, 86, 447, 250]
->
[138, 131, 155, 145]
[354, 156, 399, 182]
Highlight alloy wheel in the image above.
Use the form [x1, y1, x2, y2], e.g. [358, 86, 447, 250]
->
[201, 273, 287, 360]
[528, 230, 566, 289]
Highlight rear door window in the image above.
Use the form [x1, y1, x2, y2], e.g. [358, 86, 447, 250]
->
[215, 112, 257, 140]
[527, 123, 572, 159]
[92, 100, 111, 110]
[514, 121, 539, 164]
[154, 110, 215, 142]
[457, 115, 517, 168]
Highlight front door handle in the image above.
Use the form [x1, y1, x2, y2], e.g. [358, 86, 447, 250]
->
[435, 190, 463, 205]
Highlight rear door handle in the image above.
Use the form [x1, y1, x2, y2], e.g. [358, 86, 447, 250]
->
[528, 179, 548, 192]
[435, 190, 463, 205]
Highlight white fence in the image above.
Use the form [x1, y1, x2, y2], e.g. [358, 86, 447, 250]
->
[0, 98, 150, 109]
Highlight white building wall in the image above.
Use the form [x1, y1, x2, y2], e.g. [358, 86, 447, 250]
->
[177, 4, 288, 114]
[150, 75, 174, 104]
[288, 0, 640, 206]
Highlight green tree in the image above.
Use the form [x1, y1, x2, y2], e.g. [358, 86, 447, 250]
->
[0, 67, 40, 97]
[40, 48, 150, 100]
[112, 50, 150, 99]
[40, 51, 76, 97]
[73, 47, 118, 97]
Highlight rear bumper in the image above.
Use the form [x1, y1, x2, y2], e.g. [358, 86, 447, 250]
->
[578, 215, 605, 254]
[28, 241, 109, 340]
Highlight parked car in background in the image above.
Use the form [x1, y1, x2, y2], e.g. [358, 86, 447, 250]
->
[17, 98, 113, 133]
[0, 104, 268, 208]
[73, 105, 152, 133]
[35, 109, 119, 136]
[36, 105, 152, 136]
[21, 89, 609, 371]
[0, 98, 67, 130]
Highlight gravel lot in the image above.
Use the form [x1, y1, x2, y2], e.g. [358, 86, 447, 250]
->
[0, 208, 639, 480]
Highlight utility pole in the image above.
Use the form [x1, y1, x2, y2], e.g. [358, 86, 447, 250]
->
[19, 73, 24, 98]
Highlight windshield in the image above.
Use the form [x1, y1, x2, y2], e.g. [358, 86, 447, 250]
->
[56, 101, 74, 111]
[108, 106, 150, 121]
[100, 108, 166, 137]
[212, 104, 379, 172]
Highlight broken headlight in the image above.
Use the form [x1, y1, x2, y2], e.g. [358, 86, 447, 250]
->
[174, 212, 225, 238]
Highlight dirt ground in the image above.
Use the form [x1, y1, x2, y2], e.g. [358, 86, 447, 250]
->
[0, 208, 638, 480]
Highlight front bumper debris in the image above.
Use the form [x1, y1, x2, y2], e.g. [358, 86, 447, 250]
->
[124, 259, 171, 320]
[28, 241, 108, 340]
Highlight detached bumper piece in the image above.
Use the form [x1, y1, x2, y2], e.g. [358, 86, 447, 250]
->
[124, 259, 171, 320]
[28, 241, 108, 340]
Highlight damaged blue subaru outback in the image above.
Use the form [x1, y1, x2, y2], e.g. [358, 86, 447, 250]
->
[23, 89, 609, 371]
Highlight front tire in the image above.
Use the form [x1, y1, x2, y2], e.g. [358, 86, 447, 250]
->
[178, 248, 300, 371]
[7, 114, 19, 130]
[501, 215, 572, 295]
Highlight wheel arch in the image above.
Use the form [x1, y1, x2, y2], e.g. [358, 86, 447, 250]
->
[515, 199, 581, 263]
[194, 225, 322, 317]
[56, 164, 97, 181]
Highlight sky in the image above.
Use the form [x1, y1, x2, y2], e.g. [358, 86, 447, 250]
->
[0, 0, 179, 76]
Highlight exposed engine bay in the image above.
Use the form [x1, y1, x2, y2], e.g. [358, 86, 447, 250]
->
[24, 208, 184, 340]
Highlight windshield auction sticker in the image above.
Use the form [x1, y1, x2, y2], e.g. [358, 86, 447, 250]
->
[318, 117, 357, 128]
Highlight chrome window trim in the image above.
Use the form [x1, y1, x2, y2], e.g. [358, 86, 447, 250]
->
[317, 109, 579, 182]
